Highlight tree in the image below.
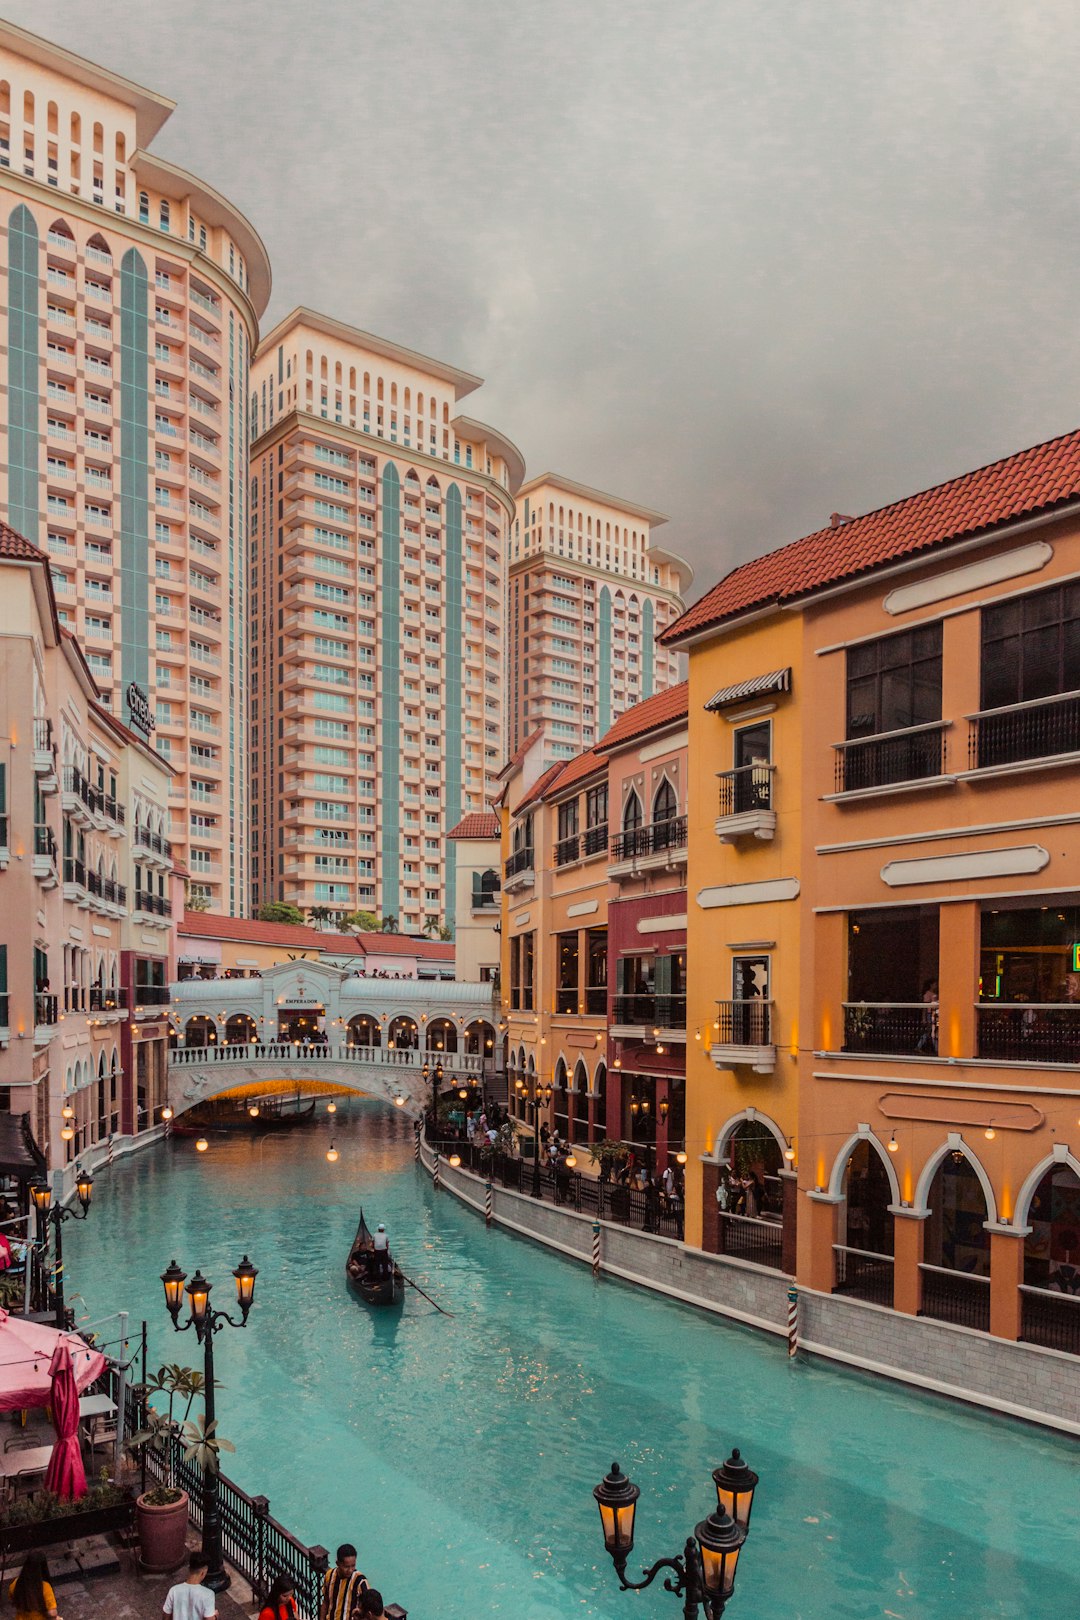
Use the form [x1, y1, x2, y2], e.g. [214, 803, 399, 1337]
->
[342, 910, 382, 932]
[257, 901, 305, 925]
[380, 914, 399, 934]
[307, 905, 337, 928]
[438, 924, 454, 942]
[423, 916, 440, 938]
[186, 887, 210, 914]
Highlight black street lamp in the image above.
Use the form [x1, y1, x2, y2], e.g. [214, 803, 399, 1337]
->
[160, 1255, 258, 1592]
[593, 1453, 757, 1618]
[30, 1170, 95, 1328]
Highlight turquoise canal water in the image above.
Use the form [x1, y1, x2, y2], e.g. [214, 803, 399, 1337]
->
[66, 1099, 1074, 1618]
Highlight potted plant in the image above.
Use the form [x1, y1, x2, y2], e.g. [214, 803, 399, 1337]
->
[128, 1363, 202, 1572]
[0, 1480, 135, 1557]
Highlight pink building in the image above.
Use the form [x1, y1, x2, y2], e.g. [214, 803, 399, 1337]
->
[507, 473, 691, 765]
[0, 20, 271, 914]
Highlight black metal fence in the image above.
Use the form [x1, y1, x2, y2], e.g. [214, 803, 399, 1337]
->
[969, 690, 1080, 770]
[716, 1213, 783, 1269]
[1020, 1286, 1080, 1356]
[609, 816, 687, 863]
[713, 999, 772, 1047]
[433, 1137, 685, 1239]
[835, 723, 947, 793]
[918, 1264, 990, 1332]
[612, 993, 687, 1028]
[842, 1003, 936, 1056]
[833, 1245, 895, 1307]
[976, 1005, 1080, 1065]
[717, 764, 774, 818]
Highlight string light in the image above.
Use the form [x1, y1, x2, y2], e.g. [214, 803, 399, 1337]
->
[195, 1138, 209, 1153]
[60, 1125, 74, 1142]
[984, 1125, 996, 1141]
[326, 1144, 339, 1164]
[161, 1107, 173, 1122]
[327, 1101, 337, 1114]
[887, 1133, 899, 1153]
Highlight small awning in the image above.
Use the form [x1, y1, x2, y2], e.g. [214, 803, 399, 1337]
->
[0, 1115, 46, 1181]
[705, 668, 791, 711]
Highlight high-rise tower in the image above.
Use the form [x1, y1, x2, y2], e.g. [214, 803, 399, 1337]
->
[0, 21, 271, 913]
[507, 473, 692, 764]
[249, 309, 524, 932]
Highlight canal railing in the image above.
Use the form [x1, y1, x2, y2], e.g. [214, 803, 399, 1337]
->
[428, 1135, 685, 1240]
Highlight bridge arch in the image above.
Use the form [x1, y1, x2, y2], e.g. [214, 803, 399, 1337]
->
[225, 1013, 257, 1046]
[347, 1015, 381, 1048]
[185, 1014, 217, 1048]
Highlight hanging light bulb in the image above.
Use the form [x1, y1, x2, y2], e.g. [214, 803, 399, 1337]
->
[393, 1092, 406, 1108]
[61, 1105, 75, 1121]
[326, 1143, 339, 1163]
[60, 1125, 75, 1142]
[327, 1101, 337, 1114]
[195, 1138, 209, 1153]
[887, 1133, 899, 1153]
[984, 1125, 996, 1141]
[248, 1105, 260, 1118]
[783, 1141, 796, 1163]
[161, 1106, 174, 1122]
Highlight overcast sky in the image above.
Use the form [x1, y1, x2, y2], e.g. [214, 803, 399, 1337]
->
[12, 1, 1080, 597]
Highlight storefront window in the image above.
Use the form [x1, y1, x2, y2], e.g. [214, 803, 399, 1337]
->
[557, 931, 579, 1014]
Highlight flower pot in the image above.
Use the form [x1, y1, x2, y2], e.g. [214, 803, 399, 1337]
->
[136, 1488, 189, 1572]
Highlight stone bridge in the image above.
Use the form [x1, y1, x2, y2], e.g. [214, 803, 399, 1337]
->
[167, 957, 500, 1118]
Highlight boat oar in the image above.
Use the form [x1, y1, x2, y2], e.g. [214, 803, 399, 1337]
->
[399, 1269, 454, 1316]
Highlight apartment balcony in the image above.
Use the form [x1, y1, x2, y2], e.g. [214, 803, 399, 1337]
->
[88, 985, 128, 1018]
[132, 984, 171, 1011]
[975, 1003, 1080, 1066]
[32, 823, 59, 889]
[33, 718, 59, 792]
[86, 869, 127, 915]
[608, 816, 688, 876]
[611, 993, 687, 1038]
[581, 824, 608, 858]
[967, 689, 1080, 774]
[62, 855, 89, 906]
[842, 1002, 937, 1057]
[34, 993, 58, 1043]
[133, 890, 172, 921]
[503, 847, 535, 892]
[554, 833, 579, 867]
[832, 721, 951, 796]
[709, 999, 775, 1073]
[134, 824, 173, 864]
[715, 765, 776, 842]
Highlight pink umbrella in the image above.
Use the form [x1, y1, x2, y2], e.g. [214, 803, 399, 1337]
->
[44, 1341, 86, 1501]
[0, 1310, 104, 1411]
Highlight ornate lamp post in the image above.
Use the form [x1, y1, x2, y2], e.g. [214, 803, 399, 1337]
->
[160, 1256, 258, 1592]
[592, 1450, 758, 1618]
[30, 1170, 95, 1328]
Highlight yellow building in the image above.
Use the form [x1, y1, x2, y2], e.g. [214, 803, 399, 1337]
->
[660, 594, 806, 1266]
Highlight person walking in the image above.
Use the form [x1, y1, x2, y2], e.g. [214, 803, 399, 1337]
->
[9, 1552, 60, 1620]
[321, 1544, 368, 1620]
[258, 1576, 298, 1620]
[162, 1552, 217, 1620]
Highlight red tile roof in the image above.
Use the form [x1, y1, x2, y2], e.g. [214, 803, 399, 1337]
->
[498, 728, 544, 779]
[178, 912, 453, 959]
[513, 759, 568, 813]
[596, 682, 689, 752]
[446, 812, 500, 840]
[661, 426, 1080, 645]
[547, 747, 605, 795]
[0, 522, 47, 562]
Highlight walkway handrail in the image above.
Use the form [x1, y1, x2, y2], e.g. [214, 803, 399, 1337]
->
[170, 1041, 486, 1073]
[832, 1243, 895, 1264]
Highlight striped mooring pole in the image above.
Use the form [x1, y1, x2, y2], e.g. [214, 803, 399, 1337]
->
[485, 1179, 493, 1227]
[787, 1282, 799, 1358]
[433, 1152, 441, 1191]
[106, 1133, 114, 1166]
[413, 1120, 421, 1163]
[592, 1219, 601, 1279]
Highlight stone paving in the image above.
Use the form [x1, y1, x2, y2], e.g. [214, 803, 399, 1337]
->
[13, 1543, 253, 1619]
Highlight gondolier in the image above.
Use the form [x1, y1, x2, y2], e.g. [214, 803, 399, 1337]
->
[346, 1210, 404, 1306]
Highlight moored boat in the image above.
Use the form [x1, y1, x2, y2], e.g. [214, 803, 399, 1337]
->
[346, 1209, 404, 1306]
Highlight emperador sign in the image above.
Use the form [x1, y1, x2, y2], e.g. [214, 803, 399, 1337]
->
[126, 682, 155, 739]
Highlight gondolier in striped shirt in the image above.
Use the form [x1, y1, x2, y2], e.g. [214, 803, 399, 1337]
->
[320, 1544, 368, 1620]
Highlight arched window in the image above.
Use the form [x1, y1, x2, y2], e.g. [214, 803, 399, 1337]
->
[622, 790, 642, 832]
[1023, 1160, 1080, 1349]
[224, 1013, 257, 1046]
[184, 1014, 217, 1049]
[138, 190, 149, 224]
[347, 1015, 381, 1048]
[159, 199, 170, 232]
[49, 218, 73, 241]
[86, 232, 111, 260]
[591, 1061, 607, 1144]
[652, 778, 677, 826]
[388, 1016, 417, 1051]
[553, 1058, 569, 1140]
[426, 1017, 457, 1054]
[835, 1139, 895, 1306]
[922, 1150, 991, 1330]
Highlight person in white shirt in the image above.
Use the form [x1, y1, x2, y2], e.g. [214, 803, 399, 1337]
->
[163, 1552, 217, 1620]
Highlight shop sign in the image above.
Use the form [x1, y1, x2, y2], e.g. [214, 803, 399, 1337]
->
[126, 682, 156, 738]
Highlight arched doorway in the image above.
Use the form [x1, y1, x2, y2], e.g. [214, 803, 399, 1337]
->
[922, 1151, 992, 1331]
[426, 1018, 457, 1054]
[715, 1118, 785, 1268]
[388, 1017, 418, 1051]
[347, 1015, 381, 1048]
[1021, 1159, 1080, 1353]
[464, 1019, 494, 1059]
[185, 1015, 217, 1049]
[553, 1058, 569, 1140]
[592, 1061, 607, 1144]
[835, 1140, 895, 1306]
[572, 1059, 590, 1142]
[225, 1013, 257, 1047]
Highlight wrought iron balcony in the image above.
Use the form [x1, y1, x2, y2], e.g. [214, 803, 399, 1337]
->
[976, 1003, 1080, 1065]
[554, 833, 580, 866]
[842, 1002, 937, 1056]
[34, 992, 58, 1028]
[134, 890, 172, 918]
[504, 847, 534, 879]
[609, 816, 687, 864]
[717, 763, 774, 817]
[89, 985, 128, 1012]
[135, 824, 173, 858]
[714, 998, 772, 1046]
[968, 688, 1080, 771]
[612, 993, 687, 1028]
[582, 823, 608, 856]
[834, 721, 949, 793]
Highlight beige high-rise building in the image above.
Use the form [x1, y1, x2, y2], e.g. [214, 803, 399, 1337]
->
[249, 309, 524, 932]
[0, 21, 271, 914]
[507, 474, 692, 764]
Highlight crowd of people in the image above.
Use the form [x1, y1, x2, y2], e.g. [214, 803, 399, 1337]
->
[715, 1166, 766, 1217]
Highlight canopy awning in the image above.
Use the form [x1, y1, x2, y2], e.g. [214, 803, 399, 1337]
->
[704, 668, 791, 711]
[0, 1312, 105, 1413]
[0, 1115, 46, 1181]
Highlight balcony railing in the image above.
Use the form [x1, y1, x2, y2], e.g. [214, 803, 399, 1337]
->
[554, 833, 579, 866]
[918, 1263, 990, 1332]
[976, 1003, 1080, 1065]
[61, 765, 125, 824]
[504, 847, 534, 878]
[1019, 1285, 1080, 1356]
[34, 823, 57, 859]
[842, 1002, 937, 1056]
[555, 987, 577, 1014]
[717, 1212, 784, 1269]
[135, 825, 173, 858]
[134, 984, 171, 1006]
[717, 764, 774, 817]
[610, 816, 688, 863]
[35, 993, 58, 1028]
[134, 891, 172, 918]
[833, 1244, 895, 1307]
[63, 856, 86, 889]
[612, 993, 687, 1028]
[834, 721, 948, 793]
[86, 870, 127, 907]
[714, 999, 772, 1046]
[968, 688, 1080, 770]
[582, 823, 608, 856]
[89, 985, 128, 1012]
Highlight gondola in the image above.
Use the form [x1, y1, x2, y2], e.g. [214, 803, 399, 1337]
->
[346, 1208, 405, 1307]
[171, 1097, 317, 1134]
